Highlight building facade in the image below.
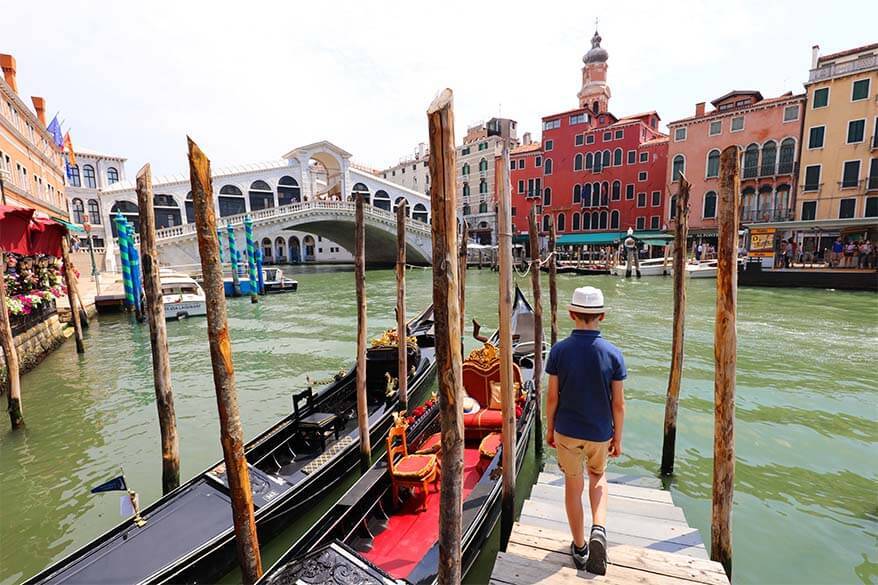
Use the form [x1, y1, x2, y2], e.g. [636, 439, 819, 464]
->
[0, 54, 67, 219]
[797, 43, 878, 222]
[666, 90, 805, 235]
[380, 143, 431, 195]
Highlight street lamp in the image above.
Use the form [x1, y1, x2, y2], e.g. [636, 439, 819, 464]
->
[83, 221, 101, 295]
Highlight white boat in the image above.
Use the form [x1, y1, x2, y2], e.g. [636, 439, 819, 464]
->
[611, 257, 671, 277]
[262, 267, 299, 293]
[685, 260, 718, 278]
[160, 271, 207, 320]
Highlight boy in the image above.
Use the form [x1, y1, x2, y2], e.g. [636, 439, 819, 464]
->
[545, 286, 626, 575]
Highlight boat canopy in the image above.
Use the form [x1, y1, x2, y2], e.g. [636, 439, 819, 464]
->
[555, 231, 673, 246]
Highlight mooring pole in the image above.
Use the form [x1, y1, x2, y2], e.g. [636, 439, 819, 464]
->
[115, 214, 134, 311]
[548, 220, 558, 346]
[661, 177, 690, 476]
[243, 216, 258, 303]
[458, 221, 468, 335]
[497, 142, 516, 550]
[0, 252, 23, 429]
[396, 202, 408, 411]
[60, 235, 85, 353]
[126, 221, 144, 321]
[136, 164, 181, 495]
[528, 208, 544, 459]
[428, 88, 465, 585]
[226, 224, 241, 297]
[355, 194, 371, 473]
[712, 146, 739, 579]
[187, 137, 262, 583]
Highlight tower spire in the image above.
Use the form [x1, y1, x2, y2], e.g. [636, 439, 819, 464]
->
[578, 24, 611, 111]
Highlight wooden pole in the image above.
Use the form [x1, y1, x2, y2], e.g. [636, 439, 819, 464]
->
[428, 89, 465, 585]
[660, 177, 690, 476]
[712, 146, 739, 579]
[187, 137, 262, 584]
[396, 202, 408, 411]
[458, 221, 468, 335]
[548, 220, 558, 346]
[497, 143, 516, 550]
[61, 236, 85, 354]
[0, 252, 23, 429]
[136, 163, 181, 495]
[528, 208, 544, 460]
[355, 194, 371, 473]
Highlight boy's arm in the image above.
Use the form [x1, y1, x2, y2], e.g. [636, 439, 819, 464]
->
[609, 379, 625, 457]
[546, 374, 559, 447]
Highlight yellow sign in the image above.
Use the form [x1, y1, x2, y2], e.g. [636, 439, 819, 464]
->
[749, 227, 776, 259]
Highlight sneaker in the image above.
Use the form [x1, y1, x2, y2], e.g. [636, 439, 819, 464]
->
[586, 526, 607, 575]
[570, 541, 588, 570]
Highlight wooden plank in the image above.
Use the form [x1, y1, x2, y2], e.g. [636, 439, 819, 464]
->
[492, 551, 700, 585]
[528, 484, 687, 523]
[508, 523, 728, 584]
[538, 472, 674, 504]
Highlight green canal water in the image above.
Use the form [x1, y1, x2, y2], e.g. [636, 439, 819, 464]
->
[1, 266, 876, 585]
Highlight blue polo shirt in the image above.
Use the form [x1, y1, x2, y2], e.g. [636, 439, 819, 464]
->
[545, 329, 626, 442]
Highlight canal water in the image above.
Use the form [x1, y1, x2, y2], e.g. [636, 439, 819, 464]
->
[1, 266, 875, 584]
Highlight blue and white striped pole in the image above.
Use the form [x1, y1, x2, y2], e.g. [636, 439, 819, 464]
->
[125, 220, 144, 320]
[255, 249, 265, 295]
[243, 216, 258, 303]
[115, 213, 134, 310]
[226, 223, 241, 297]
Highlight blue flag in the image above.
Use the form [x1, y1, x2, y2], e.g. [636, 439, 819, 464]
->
[46, 115, 63, 148]
[91, 475, 127, 494]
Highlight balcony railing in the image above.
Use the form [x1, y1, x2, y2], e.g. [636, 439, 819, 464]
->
[778, 161, 795, 175]
[742, 165, 758, 179]
[741, 208, 794, 223]
[801, 182, 823, 193]
[838, 179, 864, 190]
[808, 55, 877, 82]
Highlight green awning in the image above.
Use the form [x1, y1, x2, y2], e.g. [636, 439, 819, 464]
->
[50, 216, 86, 233]
[512, 234, 530, 244]
[556, 231, 673, 246]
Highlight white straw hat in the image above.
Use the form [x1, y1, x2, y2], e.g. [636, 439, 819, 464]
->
[567, 286, 608, 314]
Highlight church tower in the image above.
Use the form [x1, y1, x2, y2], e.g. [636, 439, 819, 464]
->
[578, 29, 611, 113]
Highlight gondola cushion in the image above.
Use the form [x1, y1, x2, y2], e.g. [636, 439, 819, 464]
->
[463, 409, 503, 431]
[393, 454, 438, 479]
[479, 432, 502, 460]
[415, 432, 442, 455]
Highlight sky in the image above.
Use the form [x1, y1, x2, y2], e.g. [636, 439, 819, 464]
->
[4, 0, 876, 178]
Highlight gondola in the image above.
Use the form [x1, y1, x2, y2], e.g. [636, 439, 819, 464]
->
[25, 305, 438, 585]
[257, 286, 542, 585]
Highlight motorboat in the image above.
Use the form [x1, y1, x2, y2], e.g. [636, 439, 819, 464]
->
[611, 257, 671, 277]
[262, 267, 298, 293]
[159, 271, 207, 320]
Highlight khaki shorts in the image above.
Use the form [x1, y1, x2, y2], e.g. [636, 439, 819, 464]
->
[555, 432, 610, 478]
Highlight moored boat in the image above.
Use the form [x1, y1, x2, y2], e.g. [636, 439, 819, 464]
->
[25, 305, 438, 585]
[611, 256, 671, 276]
[262, 267, 299, 293]
[159, 271, 207, 320]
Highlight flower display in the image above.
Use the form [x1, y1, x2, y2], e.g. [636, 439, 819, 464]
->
[3, 253, 67, 316]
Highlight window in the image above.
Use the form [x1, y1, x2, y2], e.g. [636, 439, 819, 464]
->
[88, 199, 101, 224]
[586, 135, 595, 145]
[870, 158, 878, 191]
[709, 120, 722, 136]
[703, 191, 718, 218]
[479, 201, 488, 213]
[669, 195, 677, 219]
[593, 154, 602, 172]
[462, 162, 470, 176]
[801, 201, 817, 220]
[573, 184, 581, 203]
[543, 187, 551, 206]
[478, 158, 488, 173]
[636, 217, 645, 230]
[803, 165, 821, 191]
[478, 142, 487, 151]
[535, 155, 542, 167]
[557, 213, 566, 231]
[743, 144, 759, 179]
[847, 119, 865, 144]
[637, 192, 647, 207]
[463, 183, 470, 197]
[706, 150, 720, 178]
[570, 113, 588, 125]
[543, 120, 560, 131]
[611, 181, 621, 201]
[572, 212, 580, 230]
[602, 131, 612, 141]
[585, 152, 593, 170]
[574, 153, 583, 171]
[650, 216, 660, 229]
[509, 159, 516, 170]
[107, 167, 119, 184]
[778, 139, 796, 174]
[651, 191, 661, 206]
[813, 87, 829, 108]
[627, 150, 635, 164]
[511, 207, 516, 217]
[613, 148, 622, 166]
[461, 147, 470, 155]
[542, 215, 550, 231]
[760, 141, 777, 176]
[610, 210, 619, 229]
[639, 152, 648, 163]
[852, 78, 870, 101]
[614, 129, 624, 140]
[731, 116, 744, 132]
[626, 184, 634, 200]
[783, 105, 800, 122]
[672, 155, 685, 181]
[602, 150, 611, 168]
[842, 160, 860, 188]
[518, 159, 524, 169]
[518, 179, 524, 194]
[638, 171, 647, 181]
[575, 134, 584, 146]
[582, 183, 592, 206]
[67, 164, 80, 187]
[674, 127, 687, 141]
[599, 211, 608, 230]
[544, 158, 553, 175]
[866, 197, 878, 217]
[479, 179, 488, 194]
[600, 182, 609, 206]
[71, 198, 85, 223]
[809, 126, 825, 149]
[839, 198, 856, 219]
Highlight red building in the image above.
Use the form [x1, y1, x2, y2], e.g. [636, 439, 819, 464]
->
[511, 30, 669, 237]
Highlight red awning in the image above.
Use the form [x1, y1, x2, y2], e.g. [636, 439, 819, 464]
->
[0, 205, 35, 254]
[29, 216, 67, 257]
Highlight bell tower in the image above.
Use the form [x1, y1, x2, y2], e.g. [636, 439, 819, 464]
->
[577, 28, 611, 113]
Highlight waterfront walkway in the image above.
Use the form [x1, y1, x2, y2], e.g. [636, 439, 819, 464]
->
[490, 466, 729, 584]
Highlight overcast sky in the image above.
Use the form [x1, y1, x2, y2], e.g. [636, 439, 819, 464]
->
[5, 0, 876, 177]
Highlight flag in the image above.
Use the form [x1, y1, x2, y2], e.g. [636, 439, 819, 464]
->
[63, 132, 76, 166]
[91, 475, 127, 494]
[46, 115, 63, 148]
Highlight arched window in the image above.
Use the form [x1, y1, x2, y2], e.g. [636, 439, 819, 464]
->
[602, 150, 611, 168]
[261, 237, 273, 258]
[757, 184, 773, 218]
[582, 183, 592, 207]
[592, 183, 601, 207]
[275, 237, 286, 260]
[463, 183, 470, 197]
[544, 158, 553, 175]
[106, 167, 119, 185]
[592, 101, 599, 114]
[185, 192, 194, 224]
[249, 180, 274, 211]
[153, 194, 181, 229]
[543, 187, 552, 206]
[373, 190, 391, 211]
[479, 201, 488, 213]
[669, 195, 678, 219]
[599, 211, 608, 230]
[573, 184, 581, 203]
[67, 164, 81, 187]
[672, 155, 685, 181]
[572, 212, 581, 230]
[478, 158, 488, 173]
[706, 150, 720, 178]
[741, 187, 757, 218]
[760, 141, 777, 176]
[412, 203, 429, 223]
[704, 191, 718, 219]
[778, 139, 796, 174]
[591, 211, 600, 230]
[613, 148, 623, 166]
[462, 162, 470, 176]
[110, 200, 139, 236]
[278, 176, 302, 205]
[600, 182, 609, 206]
[585, 152, 593, 170]
[542, 214, 550, 232]
[479, 179, 488, 194]
[71, 198, 85, 223]
[574, 153, 583, 171]
[463, 204, 471, 215]
[87, 199, 101, 224]
[610, 210, 620, 229]
[612, 180, 621, 201]
[219, 185, 245, 217]
[557, 213, 566, 232]
[83, 164, 96, 189]
[394, 197, 410, 217]
[583, 211, 591, 230]
[743, 144, 759, 179]
[775, 185, 791, 218]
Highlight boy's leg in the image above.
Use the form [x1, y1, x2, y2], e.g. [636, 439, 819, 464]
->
[585, 442, 611, 575]
[587, 468, 609, 527]
[564, 473, 586, 548]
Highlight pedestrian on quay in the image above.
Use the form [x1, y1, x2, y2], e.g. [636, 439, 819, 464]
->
[545, 286, 626, 576]
[844, 240, 856, 268]
[831, 238, 843, 268]
[857, 240, 869, 269]
[695, 242, 703, 263]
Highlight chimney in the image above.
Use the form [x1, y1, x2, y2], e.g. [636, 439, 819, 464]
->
[31, 96, 46, 125]
[0, 54, 18, 93]
[695, 102, 705, 117]
[811, 45, 820, 69]
[523, 132, 532, 145]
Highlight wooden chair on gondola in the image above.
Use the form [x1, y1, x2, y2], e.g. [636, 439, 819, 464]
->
[386, 423, 438, 511]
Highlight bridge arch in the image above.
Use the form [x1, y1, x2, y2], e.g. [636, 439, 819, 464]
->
[303, 235, 316, 261]
[289, 236, 301, 263]
[274, 236, 286, 261]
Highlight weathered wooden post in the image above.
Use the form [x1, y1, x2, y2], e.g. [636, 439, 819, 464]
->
[548, 220, 558, 346]
[396, 202, 408, 411]
[187, 137, 262, 583]
[136, 163, 181, 494]
[497, 143, 517, 550]
[355, 194, 371, 473]
[61, 235, 85, 353]
[428, 89, 465, 585]
[661, 177, 690, 476]
[0, 252, 23, 428]
[528, 208, 544, 459]
[458, 221, 468, 334]
[712, 146, 739, 579]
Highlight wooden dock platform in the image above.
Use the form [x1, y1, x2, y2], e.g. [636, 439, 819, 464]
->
[490, 467, 729, 584]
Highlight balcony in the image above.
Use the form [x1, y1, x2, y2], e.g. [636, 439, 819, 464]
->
[742, 165, 758, 180]
[801, 182, 823, 193]
[838, 179, 864, 191]
[741, 208, 794, 223]
[808, 55, 877, 82]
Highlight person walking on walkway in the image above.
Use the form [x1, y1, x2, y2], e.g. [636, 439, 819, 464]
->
[545, 286, 626, 575]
